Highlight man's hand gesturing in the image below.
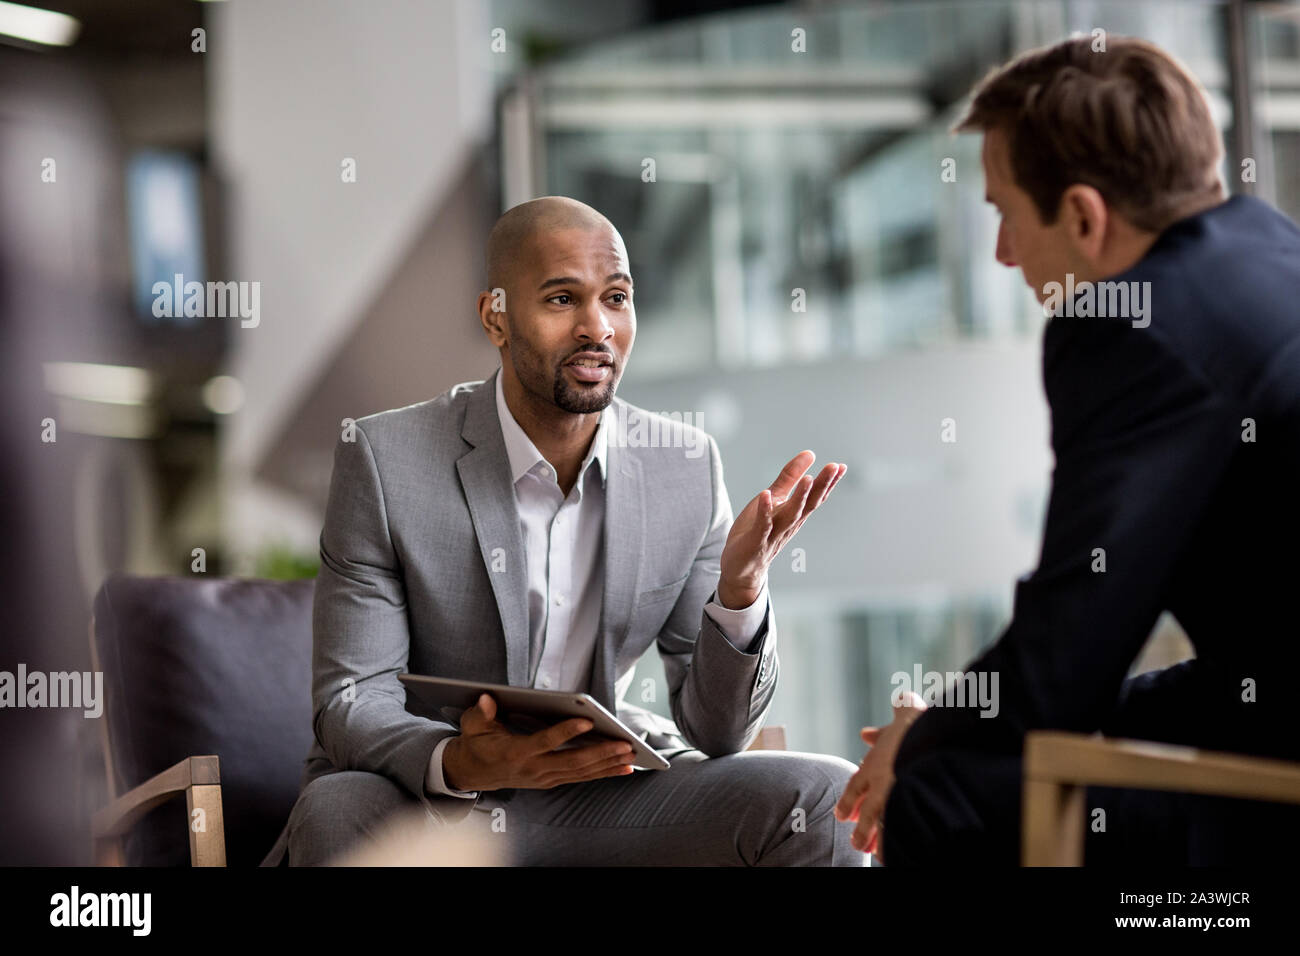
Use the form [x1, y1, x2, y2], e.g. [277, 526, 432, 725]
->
[717, 451, 845, 610]
[441, 693, 637, 792]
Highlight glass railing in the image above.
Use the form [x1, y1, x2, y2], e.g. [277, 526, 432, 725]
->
[519, 0, 1240, 378]
[1255, 3, 1300, 221]
[497, 0, 1292, 761]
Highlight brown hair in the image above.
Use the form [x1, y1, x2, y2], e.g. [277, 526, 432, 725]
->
[955, 35, 1225, 232]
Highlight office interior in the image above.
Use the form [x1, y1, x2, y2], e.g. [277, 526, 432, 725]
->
[2, 0, 1298, 865]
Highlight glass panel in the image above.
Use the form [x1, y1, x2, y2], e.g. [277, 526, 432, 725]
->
[1255, 4, 1300, 220]
[526, 0, 1238, 760]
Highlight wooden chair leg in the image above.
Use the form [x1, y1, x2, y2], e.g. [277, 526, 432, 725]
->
[93, 836, 126, 867]
[746, 725, 788, 751]
[186, 784, 227, 867]
[1022, 778, 1085, 866]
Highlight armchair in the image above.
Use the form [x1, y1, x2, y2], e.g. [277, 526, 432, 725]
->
[1022, 731, 1300, 865]
[89, 573, 788, 866]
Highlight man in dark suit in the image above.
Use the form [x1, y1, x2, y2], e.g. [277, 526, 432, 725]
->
[836, 35, 1300, 865]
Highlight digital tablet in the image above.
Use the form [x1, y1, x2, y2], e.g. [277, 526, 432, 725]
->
[398, 673, 671, 771]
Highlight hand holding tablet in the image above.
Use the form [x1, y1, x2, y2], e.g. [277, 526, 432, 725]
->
[399, 674, 670, 792]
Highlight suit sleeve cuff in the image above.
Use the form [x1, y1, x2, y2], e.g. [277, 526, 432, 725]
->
[425, 735, 480, 799]
[704, 583, 770, 654]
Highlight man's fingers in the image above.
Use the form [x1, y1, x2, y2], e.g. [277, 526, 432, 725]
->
[851, 818, 873, 852]
[840, 791, 866, 824]
[834, 767, 871, 821]
[543, 739, 634, 774]
[811, 463, 845, 511]
[525, 716, 595, 756]
[893, 690, 928, 714]
[823, 464, 846, 506]
[538, 752, 636, 788]
[459, 693, 497, 734]
[851, 819, 867, 852]
[735, 488, 775, 551]
[805, 463, 839, 510]
[772, 474, 814, 538]
[853, 795, 887, 853]
[789, 463, 844, 536]
[767, 450, 815, 501]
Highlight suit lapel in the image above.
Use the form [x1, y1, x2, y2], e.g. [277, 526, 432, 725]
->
[456, 370, 530, 687]
[591, 422, 643, 711]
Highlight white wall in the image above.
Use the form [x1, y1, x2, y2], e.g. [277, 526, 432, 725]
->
[209, 0, 494, 560]
[618, 339, 1054, 604]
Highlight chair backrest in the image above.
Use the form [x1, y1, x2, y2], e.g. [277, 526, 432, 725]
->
[92, 574, 315, 866]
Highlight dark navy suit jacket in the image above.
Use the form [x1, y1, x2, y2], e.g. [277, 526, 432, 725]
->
[896, 195, 1300, 771]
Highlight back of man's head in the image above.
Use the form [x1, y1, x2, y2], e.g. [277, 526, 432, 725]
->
[956, 35, 1225, 232]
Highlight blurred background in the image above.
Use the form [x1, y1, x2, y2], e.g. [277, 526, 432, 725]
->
[3, 0, 1297, 863]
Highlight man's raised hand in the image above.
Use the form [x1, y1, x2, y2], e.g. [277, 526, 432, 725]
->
[717, 450, 846, 609]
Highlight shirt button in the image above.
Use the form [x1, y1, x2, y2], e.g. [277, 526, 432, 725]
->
[540, 676, 553, 688]
[554, 594, 566, 607]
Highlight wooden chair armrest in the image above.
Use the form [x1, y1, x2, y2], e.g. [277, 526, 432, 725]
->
[92, 755, 226, 867]
[1022, 732, 1300, 866]
[747, 725, 788, 751]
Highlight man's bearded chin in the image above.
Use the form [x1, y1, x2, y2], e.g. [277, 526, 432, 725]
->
[553, 366, 618, 414]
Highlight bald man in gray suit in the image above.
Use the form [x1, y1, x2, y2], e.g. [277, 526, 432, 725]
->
[272, 197, 862, 866]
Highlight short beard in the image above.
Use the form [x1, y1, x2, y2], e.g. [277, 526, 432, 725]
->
[505, 315, 618, 414]
[552, 366, 616, 414]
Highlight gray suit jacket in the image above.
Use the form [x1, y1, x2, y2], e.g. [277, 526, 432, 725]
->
[299, 369, 779, 823]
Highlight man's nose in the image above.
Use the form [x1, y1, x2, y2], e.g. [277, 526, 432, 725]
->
[995, 222, 1016, 267]
[575, 300, 614, 342]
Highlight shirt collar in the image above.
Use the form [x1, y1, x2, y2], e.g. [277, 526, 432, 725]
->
[494, 368, 608, 488]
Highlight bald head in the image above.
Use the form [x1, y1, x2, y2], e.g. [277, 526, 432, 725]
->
[486, 196, 621, 293]
[476, 195, 634, 420]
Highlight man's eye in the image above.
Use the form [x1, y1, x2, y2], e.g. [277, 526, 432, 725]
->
[549, 294, 571, 305]
[608, 292, 627, 305]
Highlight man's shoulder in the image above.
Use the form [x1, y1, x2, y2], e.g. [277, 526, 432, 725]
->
[1044, 195, 1300, 411]
[340, 380, 489, 475]
[352, 379, 485, 445]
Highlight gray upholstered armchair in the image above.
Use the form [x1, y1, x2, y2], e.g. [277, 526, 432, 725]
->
[88, 573, 788, 866]
[89, 574, 315, 867]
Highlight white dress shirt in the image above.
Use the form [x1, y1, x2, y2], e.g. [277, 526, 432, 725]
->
[425, 371, 769, 798]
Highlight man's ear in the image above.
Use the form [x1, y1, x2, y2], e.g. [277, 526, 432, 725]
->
[1059, 184, 1109, 263]
[477, 289, 508, 348]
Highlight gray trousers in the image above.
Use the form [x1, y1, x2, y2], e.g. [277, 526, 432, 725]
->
[285, 749, 865, 866]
